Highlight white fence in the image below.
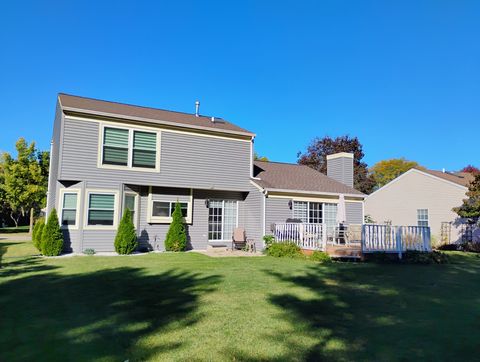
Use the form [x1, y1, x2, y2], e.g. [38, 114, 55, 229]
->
[274, 223, 327, 250]
[362, 224, 431, 254]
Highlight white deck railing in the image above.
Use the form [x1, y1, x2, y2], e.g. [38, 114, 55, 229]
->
[362, 224, 431, 254]
[272, 223, 432, 255]
[274, 223, 327, 250]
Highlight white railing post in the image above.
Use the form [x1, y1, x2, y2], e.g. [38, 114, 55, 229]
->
[322, 223, 327, 251]
[396, 226, 403, 259]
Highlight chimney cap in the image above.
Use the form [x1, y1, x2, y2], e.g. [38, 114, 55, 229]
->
[326, 152, 354, 160]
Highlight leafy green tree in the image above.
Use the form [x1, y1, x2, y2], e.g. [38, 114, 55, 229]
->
[370, 158, 423, 188]
[254, 152, 269, 162]
[164, 201, 187, 251]
[454, 173, 480, 223]
[32, 217, 45, 251]
[114, 209, 138, 254]
[41, 209, 64, 256]
[1, 138, 48, 228]
[297, 135, 376, 194]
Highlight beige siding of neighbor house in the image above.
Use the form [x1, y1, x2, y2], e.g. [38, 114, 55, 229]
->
[364, 170, 468, 243]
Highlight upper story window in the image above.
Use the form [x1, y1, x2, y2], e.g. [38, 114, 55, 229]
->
[417, 209, 429, 227]
[101, 125, 158, 170]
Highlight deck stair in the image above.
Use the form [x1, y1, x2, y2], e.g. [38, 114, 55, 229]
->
[325, 243, 362, 259]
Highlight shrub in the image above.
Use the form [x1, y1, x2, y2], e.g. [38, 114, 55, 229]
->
[403, 250, 449, 264]
[461, 242, 480, 253]
[114, 209, 138, 255]
[263, 235, 275, 247]
[41, 209, 64, 256]
[164, 201, 187, 251]
[83, 248, 96, 255]
[310, 251, 331, 263]
[32, 217, 45, 252]
[266, 242, 302, 258]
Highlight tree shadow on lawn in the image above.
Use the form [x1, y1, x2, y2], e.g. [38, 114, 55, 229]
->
[0, 265, 221, 361]
[229, 259, 480, 361]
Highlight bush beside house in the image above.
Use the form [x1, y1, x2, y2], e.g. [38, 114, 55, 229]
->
[114, 209, 138, 255]
[32, 217, 45, 252]
[40, 209, 64, 256]
[164, 201, 187, 251]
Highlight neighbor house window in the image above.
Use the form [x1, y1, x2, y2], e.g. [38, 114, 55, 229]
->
[88, 194, 115, 225]
[101, 126, 158, 169]
[103, 127, 129, 166]
[417, 209, 429, 227]
[61, 192, 78, 226]
[292, 201, 324, 223]
[208, 200, 237, 241]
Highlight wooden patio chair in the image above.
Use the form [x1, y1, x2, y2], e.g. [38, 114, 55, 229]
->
[232, 227, 247, 250]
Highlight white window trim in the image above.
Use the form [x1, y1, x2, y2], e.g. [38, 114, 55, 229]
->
[84, 189, 119, 230]
[58, 188, 82, 230]
[97, 123, 161, 173]
[147, 187, 193, 224]
[123, 191, 139, 229]
[208, 199, 239, 242]
[417, 208, 429, 227]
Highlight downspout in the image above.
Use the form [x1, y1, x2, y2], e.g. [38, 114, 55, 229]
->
[45, 139, 54, 218]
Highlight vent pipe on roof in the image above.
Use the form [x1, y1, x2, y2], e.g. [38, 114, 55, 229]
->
[211, 116, 215, 123]
[195, 101, 200, 117]
[442, 168, 446, 173]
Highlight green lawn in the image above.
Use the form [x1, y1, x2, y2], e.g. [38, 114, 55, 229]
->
[0, 225, 30, 233]
[1, 239, 480, 361]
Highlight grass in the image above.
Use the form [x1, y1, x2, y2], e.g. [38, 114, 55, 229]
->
[0, 225, 30, 233]
[1, 239, 480, 361]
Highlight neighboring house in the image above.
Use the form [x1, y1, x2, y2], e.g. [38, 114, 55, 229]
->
[365, 168, 475, 244]
[47, 94, 365, 253]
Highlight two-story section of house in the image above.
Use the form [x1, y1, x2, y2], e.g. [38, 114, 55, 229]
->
[47, 94, 365, 254]
[47, 94, 264, 253]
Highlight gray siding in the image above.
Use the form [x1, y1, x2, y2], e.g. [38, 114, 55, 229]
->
[265, 198, 292, 235]
[242, 184, 265, 249]
[327, 157, 354, 188]
[346, 202, 363, 225]
[46, 102, 63, 214]
[59, 118, 251, 191]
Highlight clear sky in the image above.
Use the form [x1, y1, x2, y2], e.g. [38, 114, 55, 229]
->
[0, 1, 478, 170]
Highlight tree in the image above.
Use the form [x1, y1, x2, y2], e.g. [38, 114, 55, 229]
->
[0, 138, 48, 228]
[164, 201, 187, 251]
[461, 165, 480, 174]
[453, 173, 480, 223]
[41, 208, 64, 256]
[370, 158, 423, 188]
[254, 152, 269, 162]
[297, 135, 376, 194]
[114, 209, 138, 254]
[32, 217, 45, 252]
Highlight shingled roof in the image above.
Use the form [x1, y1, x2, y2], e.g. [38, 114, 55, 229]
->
[253, 161, 364, 196]
[421, 169, 474, 187]
[58, 93, 255, 137]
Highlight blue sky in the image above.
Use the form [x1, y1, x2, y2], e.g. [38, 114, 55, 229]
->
[0, 1, 478, 170]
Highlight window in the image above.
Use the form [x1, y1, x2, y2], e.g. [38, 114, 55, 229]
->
[103, 127, 129, 166]
[292, 201, 324, 223]
[123, 193, 138, 226]
[101, 126, 158, 170]
[208, 200, 237, 241]
[324, 203, 338, 236]
[151, 201, 188, 218]
[61, 192, 78, 226]
[133, 131, 157, 168]
[417, 209, 429, 227]
[88, 194, 115, 226]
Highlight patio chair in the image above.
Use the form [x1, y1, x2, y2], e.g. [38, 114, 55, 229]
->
[232, 227, 247, 250]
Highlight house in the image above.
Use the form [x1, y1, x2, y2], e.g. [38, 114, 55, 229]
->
[46, 94, 365, 253]
[364, 168, 475, 244]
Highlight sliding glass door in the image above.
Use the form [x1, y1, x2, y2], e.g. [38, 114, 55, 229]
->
[208, 200, 237, 241]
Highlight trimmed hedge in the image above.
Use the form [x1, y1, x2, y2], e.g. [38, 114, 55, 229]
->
[32, 217, 45, 252]
[41, 209, 64, 256]
[114, 209, 138, 255]
[164, 201, 187, 251]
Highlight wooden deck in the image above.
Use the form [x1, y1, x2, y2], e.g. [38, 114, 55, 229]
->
[325, 243, 362, 259]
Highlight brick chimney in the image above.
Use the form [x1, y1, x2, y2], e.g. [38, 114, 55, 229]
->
[327, 152, 354, 188]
